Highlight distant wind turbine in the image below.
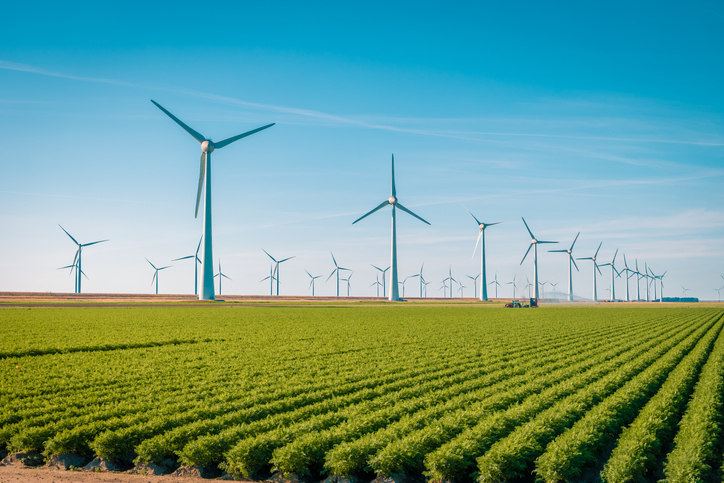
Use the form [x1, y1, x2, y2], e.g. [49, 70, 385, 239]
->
[59, 225, 108, 294]
[305, 270, 322, 296]
[549, 232, 579, 301]
[416, 262, 426, 298]
[524, 277, 532, 298]
[327, 252, 351, 297]
[372, 264, 391, 298]
[621, 255, 635, 302]
[146, 258, 171, 295]
[442, 267, 457, 299]
[260, 264, 277, 296]
[262, 249, 295, 295]
[214, 260, 232, 295]
[715, 287, 722, 302]
[520, 218, 558, 299]
[341, 272, 354, 296]
[370, 274, 382, 297]
[151, 100, 274, 300]
[489, 272, 501, 298]
[466, 274, 480, 299]
[599, 249, 620, 301]
[352, 155, 430, 301]
[462, 204, 502, 301]
[682, 286, 690, 298]
[457, 280, 467, 298]
[577, 242, 603, 302]
[172, 237, 202, 295]
[507, 275, 518, 298]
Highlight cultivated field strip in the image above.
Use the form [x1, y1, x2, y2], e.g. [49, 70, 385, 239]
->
[2, 305, 723, 483]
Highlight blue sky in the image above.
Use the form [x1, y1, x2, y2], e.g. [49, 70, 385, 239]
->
[1, 1, 722, 299]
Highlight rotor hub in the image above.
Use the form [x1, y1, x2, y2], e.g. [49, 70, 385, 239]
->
[201, 140, 215, 153]
[388, 196, 397, 204]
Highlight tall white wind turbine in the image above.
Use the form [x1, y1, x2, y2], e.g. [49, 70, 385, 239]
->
[146, 258, 171, 295]
[352, 155, 430, 301]
[462, 205, 502, 301]
[548, 232, 580, 301]
[172, 237, 202, 295]
[577, 242, 603, 302]
[520, 218, 558, 299]
[59, 225, 108, 294]
[151, 100, 274, 301]
[263, 249, 295, 296]
[327, 252, 351, 297]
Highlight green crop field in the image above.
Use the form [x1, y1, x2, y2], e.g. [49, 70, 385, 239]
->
[2, 303, 724, 482]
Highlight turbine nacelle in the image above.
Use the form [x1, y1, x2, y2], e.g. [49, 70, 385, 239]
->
[201, 140, 215, 153]
[388, 195, 397, 205]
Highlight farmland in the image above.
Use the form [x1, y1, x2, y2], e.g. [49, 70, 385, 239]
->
[2, 302, 724, 482]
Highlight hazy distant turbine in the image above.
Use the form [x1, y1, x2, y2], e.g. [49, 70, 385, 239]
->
[58, 225, 108, 294]
[463, 204, 502, 301]
[214, 260, 231, 295]
[577, 242, 603, 302]
[263, 249, 294, 296]
[146, 258, 170, 295]
[172, 237, 202, 295]
[305, 270, 322, 296]
[327, 252, 351, 297]
[489, 272, 501, 298]
[520, 218, 558, 299]
[549, 232, 579, 301]
[151, 100, 273, 300]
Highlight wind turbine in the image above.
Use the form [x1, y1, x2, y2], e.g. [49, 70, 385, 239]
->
[417, 262, 426, 298]
[370, 274, 382, 297]
[327, 252, 351, 297]
[489, 272, 501, 299]
[520, 218, 558, 299]
[402, 274, 419, 298]
[599, 249, 620, 301]
[172, 237, 202, 295]
[146, 258, 171, 295]
[260, 264, 277, 296]
[634, 259, 643, 301]
[352, 155, 430, 301]
[462, 204, 502, 301]
[305, 270, 322, 296]
[549, 232, 580, 301]
[507, 275, 518, 298]
[550, 281, 559, 298]
[422, 279, 430, 297]
[371, 265, 390, 299]
[214, 260, 232, 295]
[262, 249, 295, 296]
[647, 266, 662, 301]
[524, 277, 532, 299]
[577, 242, 603, 302]
[59, 225, 108, 294]
[457, 280, 467, 298]
[682, 286, 690, 298]
[341, 272, 354, 296]
[151, 100, 274, 301]
[442, 267, 457, 299]
[466, 274, 480, 300]
[715, 287, 722, 302]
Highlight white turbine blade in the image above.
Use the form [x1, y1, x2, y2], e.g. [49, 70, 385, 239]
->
[262, 249, 278, 263]
[331, 251, 338, 268]
[260, 276, 271, 282]
[570, 232, 580, 251]
[537, 240, 558, 244]
[82, 239, 108, 247]
[371, 264, 384, 272]
[215, 123, 275, 149]
[145, 258, 157, 270]
[472, 230, 482, 258]
[353, 200, 390, 224]
[151, 271, 157, 285]
[521, 217, 535, 240]
[151, 100, 206, 143]
[461, 203, 482, 226]
[612, 249, 618, 265]
[391, 154, 396, 197]
[549, 249, 568, 253]
[305, 270, 313, 279]
[326, 269, 337, 282]
[595, 263, 603, 276]
[221, 274, 232, 281]
[81, 270, 89, 280]
[396, 202, 431, 225]
[594, 242, 602, 258]
[278, 256, 295, 263]
[172, 255, 194, 261]
[58, 224, 80, 246]
[195, 152, 206, 218]
[159, 266, 172, 270]
[520, 243, 533, 265]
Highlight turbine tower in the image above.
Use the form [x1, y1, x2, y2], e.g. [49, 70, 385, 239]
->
[599, 249, 620, 301]
[520, 218, 558, 299]
[621, 255, 634, 302]
[577, 242, 603, 302]
[549, 232, 580, 301]
[172, 237, 202, 295]
[372, 264, 390, 298]
[151, 100, 274, 301]
[146, 258, 170, 295]
[59, 225, 108, 294]
[353, 155, 430, 301]
[463, 205, 502, 301]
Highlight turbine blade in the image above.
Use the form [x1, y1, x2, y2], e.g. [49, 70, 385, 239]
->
[537, 240, 558, 244]
[326, 269, 337, 282]
[195, 152, 206, 218]
[521, 217, 535, 240]
[461, 203, 482, 226]
[145, 258, 157, 270]
[172, 255, 195, 261]
[371, 264, 383, 272]
[278, 256, 295, 263]
[549, 249, 568, 253]
[305, 270, 313, 278]
[222, 274, 232, 280]
[151, 100, 206, 143]
[81, 239, 108, 247]
[472, 230, 482, 258]
[520, 243, 533, 265]
[214, 123, 275, 149]
[594, 242, 602, 258]
[570, 232, 580, 251]
[353, 200, 390, 224]
[612, 248, 618, 264]
[262, 249, 277, 263]
[396, 202, 431, 225]
[596, 263, 603, 276]
[151, 271, 157, 284]
[81, 271, 89, 280]
[58, 224, 80, 246]
[330, 251, 338, 267]
[391, 154, 396, 197]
